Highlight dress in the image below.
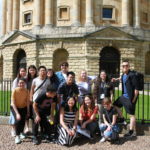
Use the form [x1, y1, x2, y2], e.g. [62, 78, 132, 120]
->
[58, 111, 77, 145]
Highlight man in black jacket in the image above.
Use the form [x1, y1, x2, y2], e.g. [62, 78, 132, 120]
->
[113, 60, 139, 137]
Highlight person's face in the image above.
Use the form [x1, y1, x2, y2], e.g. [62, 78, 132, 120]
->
[46, 91, 56, 98]
[67, 74, 75, 85]
[68, 98, 75, 108]
[81, 71, 87, 79]
[84, 96, 92, 107]
[47, 70, 53, 78]
[103, 102, 111, 110]
[39, 68, 46, 77]
[18, 80, 25, 88]
[122, 62, 130, 73]
[100, 72, 106, 81]
[61, 64, 68, 72]
[20, 68, 26, 77]
[29, 68, 36, 77]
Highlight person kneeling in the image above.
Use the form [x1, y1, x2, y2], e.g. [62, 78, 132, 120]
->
[32, 85, 57, 145]
[99, 97, 119, 143]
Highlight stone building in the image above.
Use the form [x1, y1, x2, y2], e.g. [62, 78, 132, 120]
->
[0, 0, 150, 81]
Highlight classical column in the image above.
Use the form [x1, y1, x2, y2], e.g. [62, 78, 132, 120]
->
[72, 0, 81, 26]
[85, 0, 94, 26]
[45, 0, 53, 27]
[2, 0, 7, 35]
[35, 0, 41, 28]
[7, 0, 13, 32]
[133, 0, 140, 28]
[12, 0, 20, 30]
[122, 0, 130, 26]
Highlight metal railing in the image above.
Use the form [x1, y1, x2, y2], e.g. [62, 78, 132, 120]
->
[0, 79, 150, 123]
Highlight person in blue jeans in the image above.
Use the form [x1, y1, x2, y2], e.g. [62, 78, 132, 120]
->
[99, 97, 119, 143]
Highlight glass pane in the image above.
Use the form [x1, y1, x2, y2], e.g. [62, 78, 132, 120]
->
[103, 8, 113, 18]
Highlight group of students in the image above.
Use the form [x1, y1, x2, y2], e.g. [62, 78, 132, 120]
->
[10, 60, 139, 146]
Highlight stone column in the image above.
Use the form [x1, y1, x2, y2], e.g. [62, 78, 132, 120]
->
[133, 0, 140, 28]
[7, 0, 13, 32]
[85, 0, 94, 26]
[122, 0, 130, 26]
[35, 0, 41, 28]
[45, 0, 53, 27]
[12, 0, 20, 30]
[2, 0, 7, 35]
[72, 0, 81, 26]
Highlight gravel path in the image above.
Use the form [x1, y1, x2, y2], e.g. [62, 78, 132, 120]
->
[0, 125, 150, 150]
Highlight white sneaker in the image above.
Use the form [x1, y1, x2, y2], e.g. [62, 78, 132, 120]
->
[11, 129, 16, 137]
[20, 133, 26, 140]
[15, 136, 21, 144]
[100, 137, 106, 143]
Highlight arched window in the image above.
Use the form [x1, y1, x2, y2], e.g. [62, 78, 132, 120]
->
[145, 51, 150, 75]
[100, 46, 120, 78]
[53, 49, 69, 72]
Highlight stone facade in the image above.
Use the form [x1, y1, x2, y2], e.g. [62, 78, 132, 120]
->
[0, 0, 150, 82]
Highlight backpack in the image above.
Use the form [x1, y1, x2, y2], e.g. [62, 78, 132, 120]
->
[131, 70, 144, 91]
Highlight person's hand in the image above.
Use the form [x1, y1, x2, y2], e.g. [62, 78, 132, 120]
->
[81, 122, 86, 129]
[35, 115, 41, 124]
[67, 129, 73, 136]
[16, 113, 21, 121]
[71, 129, 76, 136]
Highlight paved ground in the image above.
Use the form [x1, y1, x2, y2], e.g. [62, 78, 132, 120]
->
[0, 125, 150, 150]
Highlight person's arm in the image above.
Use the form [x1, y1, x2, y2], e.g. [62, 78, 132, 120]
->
[50, 102, 56, 122]
[26, 91, 30, 117]
[111, 114, 117, 126]
[30, 84, 36, 102]
[93, 80, 99, 104]
[132, 89, 139, 103]
[103, 114, 110, 127]
[33, 102, 41, 123]
[73, 110, 79, 130]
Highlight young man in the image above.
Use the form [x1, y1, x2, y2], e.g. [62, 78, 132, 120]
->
[58, 71, 79, 106]
[11, 78, 30, 144]
[32, 85, 57, 145]
[113, 60, 139, 137]
[56, 62, 69, 85]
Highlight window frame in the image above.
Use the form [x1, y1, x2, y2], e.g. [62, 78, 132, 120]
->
[57, 6, 70, 21]
[22, 11, 33, 26]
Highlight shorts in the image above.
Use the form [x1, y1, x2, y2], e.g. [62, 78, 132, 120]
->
[113, 96, 136, 115]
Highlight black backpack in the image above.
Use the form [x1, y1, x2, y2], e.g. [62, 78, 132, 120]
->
[131, 70, 144, 91]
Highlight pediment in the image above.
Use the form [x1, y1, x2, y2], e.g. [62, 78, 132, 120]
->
[85, 27, 138, 41]
[2, 31, 37, 45]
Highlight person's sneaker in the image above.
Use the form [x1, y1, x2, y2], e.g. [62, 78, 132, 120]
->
[15, 136, 21, 144]
[124, 130, 136, 138]
[11, 129, 16, 137]
[32, 136, 39, 145]
[20, 133, 26, 140]
[99, 137, 106, 143]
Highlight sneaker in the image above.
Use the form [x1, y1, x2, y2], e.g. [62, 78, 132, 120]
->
[124, 130, 136, 138]
[32, 136, 39, 145]
[20, 133, 26, 140]
[100, 137, 106, 143]
[15, 136, 21, 144]
[11, 129, 16, 137]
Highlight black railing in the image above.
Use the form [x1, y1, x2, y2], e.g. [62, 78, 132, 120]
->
[0, 80, 150, 123]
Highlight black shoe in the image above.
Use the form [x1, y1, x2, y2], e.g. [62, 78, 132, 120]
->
[124, 130, 136, 138]
[32, 136, 39, 145]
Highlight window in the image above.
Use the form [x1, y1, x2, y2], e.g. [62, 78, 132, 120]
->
[58, 6, 70, 20]
[102, 6, 116, 20]
[23, 11, 32, 25]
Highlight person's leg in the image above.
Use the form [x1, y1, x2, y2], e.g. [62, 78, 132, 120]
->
[86, 121, 98, 136]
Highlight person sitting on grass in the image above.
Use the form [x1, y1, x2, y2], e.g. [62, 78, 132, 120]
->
[11, 78, 30, 144]
[99, 97, 119, 143]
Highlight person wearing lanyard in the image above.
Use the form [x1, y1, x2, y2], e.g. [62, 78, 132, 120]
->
[93, 70, 114, 126]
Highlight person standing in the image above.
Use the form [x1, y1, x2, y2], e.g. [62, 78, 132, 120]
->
[113, 60, 139, 137]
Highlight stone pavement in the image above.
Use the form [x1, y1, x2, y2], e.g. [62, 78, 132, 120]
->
[0, 125, 150, 150]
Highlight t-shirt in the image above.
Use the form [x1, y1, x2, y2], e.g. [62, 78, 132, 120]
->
[32, 77, 51, 102]
[11, 87, 29, 108]
[80, 106, 98, 121]
[35, 93, 57, 115]
[103, 107, 117, 123]
[58, 82, 79, 102]
[123, 74, 129, 99]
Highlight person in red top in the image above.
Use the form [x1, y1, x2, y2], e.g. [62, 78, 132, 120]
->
[79, 94, 98, 137]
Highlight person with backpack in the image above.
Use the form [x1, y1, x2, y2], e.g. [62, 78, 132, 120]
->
[113, 60, 139, 137]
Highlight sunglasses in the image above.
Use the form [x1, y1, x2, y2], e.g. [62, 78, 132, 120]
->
[122, 65, 129, 67]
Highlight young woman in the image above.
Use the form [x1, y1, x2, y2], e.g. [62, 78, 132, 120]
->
[57, 97, 78, 146]
[47, 69, 59, 90]
[93, 70, 114, 125]
[25, 65, 37, 134]
[79, 95, 98, 138]
[9, 67, 27, 137]
[77, 70, 94, 104]
[99, 97, 119, 143]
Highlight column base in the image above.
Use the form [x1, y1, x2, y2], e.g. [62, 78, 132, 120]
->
[85, 22, 95, 27]
[44, 24, 54, 28]
[71, 22, 81, 27]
